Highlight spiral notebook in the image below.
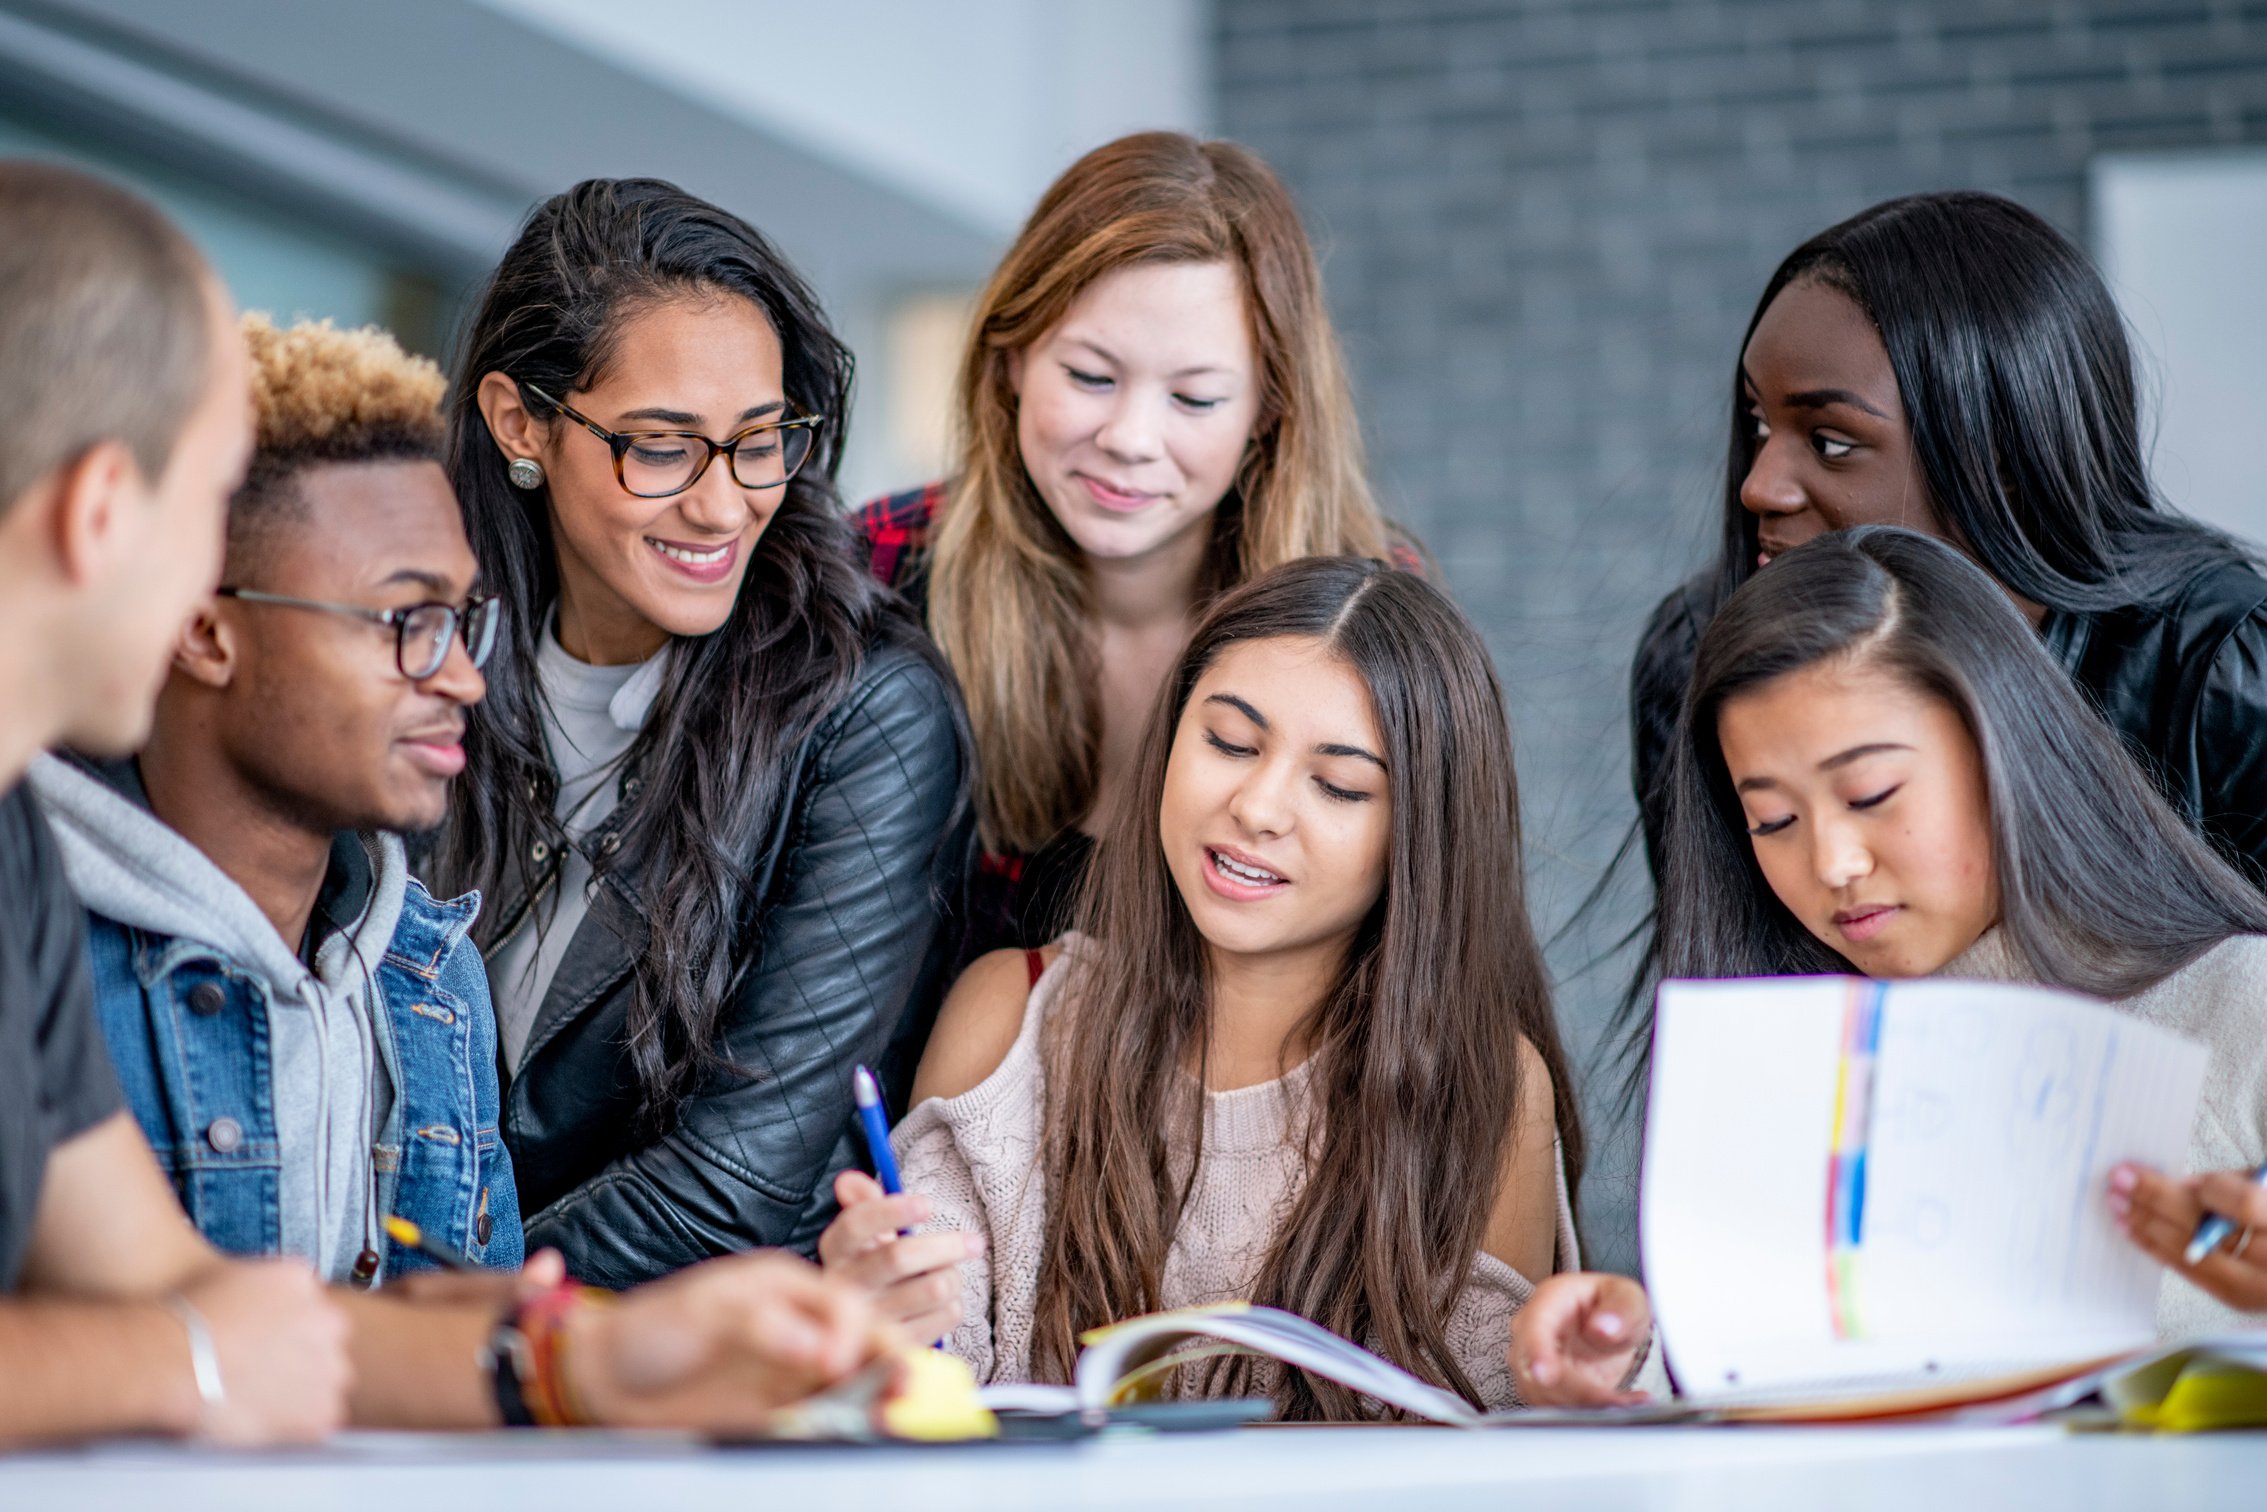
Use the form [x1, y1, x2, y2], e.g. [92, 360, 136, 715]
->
[1641, 976, 2208, 1412]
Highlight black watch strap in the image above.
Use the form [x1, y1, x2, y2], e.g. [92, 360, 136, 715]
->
[482, 1319, 538, 1428]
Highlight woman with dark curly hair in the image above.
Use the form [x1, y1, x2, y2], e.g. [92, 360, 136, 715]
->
[432, 178, 971, 1287]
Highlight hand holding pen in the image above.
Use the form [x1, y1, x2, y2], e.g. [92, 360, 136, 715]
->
[815, 1064, 984, 1347]
[2108, 1159, 2267, 1313]
[384, 1216, 900, 1431]
[383, 1220, 572, 1308]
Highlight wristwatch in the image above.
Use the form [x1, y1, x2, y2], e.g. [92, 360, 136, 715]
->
[481, 1314, 538, 1428]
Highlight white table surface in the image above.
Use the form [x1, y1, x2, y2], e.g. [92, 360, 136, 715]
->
[2, 1423, 2259, 1511]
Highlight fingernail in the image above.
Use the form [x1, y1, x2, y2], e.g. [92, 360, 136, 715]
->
[2106, 1192, 2129, 1218]
[1594, 1313, 1625, 1340]
[2108, 1166, 2137, 1194]
[913, 1197, 932, 1219]
[1533, 1360, 1558, 1384]
[964, 1232, 986, 1256]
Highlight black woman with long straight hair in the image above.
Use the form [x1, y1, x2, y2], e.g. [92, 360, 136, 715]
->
[1516, 528, 2267, 1407]
[432, 179, 970, 1288]
[1629, 191, 2267, 893]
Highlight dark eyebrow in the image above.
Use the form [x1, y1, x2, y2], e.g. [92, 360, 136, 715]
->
[376, 568, 454, 595]
[1205, 692, 1267, 728]
[1737, 368, 1888, 420]
[1783, 388, 1888, 420]
[1819, 741, 1911, 771]
[614, 401, 787, 429]
[1316, 742, 1387, 771]
[1206, 694, 1384, 768]
[1734, 741, 1911, 795]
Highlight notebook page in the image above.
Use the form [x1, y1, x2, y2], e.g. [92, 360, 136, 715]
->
[1073, 1305, 1479, 1423]
[1855, 981, 2204, 1362]
[1641, 979, 1851, 1394]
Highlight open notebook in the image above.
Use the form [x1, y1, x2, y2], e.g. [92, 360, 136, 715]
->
[1642, 975, 2209, 1412]
[976, 1303, 1480, 1422]
[969, 1302, 1671, 1425]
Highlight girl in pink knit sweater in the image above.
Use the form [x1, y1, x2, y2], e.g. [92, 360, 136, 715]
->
[818, 556, 1584, 1420]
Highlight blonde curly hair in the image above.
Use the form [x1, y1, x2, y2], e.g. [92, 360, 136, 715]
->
[242, 312, 445, 457]
[231, 313, 448, 561]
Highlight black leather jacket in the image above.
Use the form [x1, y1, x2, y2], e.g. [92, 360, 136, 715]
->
[491, 638, 970, 1288]
[1631, 558, 2267, 889]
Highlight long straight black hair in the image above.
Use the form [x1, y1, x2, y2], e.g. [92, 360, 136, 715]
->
[434, 177, 920, 1132]
[1660, 527, 2267, 997]
[1701, 190, 2248, 618]
[1606, 190, 2258, 1095]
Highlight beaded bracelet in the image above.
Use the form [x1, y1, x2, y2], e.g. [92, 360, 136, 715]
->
[516, 1283, 616, 1427]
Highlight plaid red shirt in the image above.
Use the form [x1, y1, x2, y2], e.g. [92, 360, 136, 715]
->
[853, 482, 947, 615]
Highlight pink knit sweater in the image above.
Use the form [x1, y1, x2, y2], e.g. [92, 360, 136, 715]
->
[892, 936, 1580, 1410]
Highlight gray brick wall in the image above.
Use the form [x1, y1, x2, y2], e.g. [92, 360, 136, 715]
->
[1215, 0, 2267, 1272]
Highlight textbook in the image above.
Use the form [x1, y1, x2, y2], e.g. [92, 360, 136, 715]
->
[976, 1303, 1472, 1423]
[975, 1302, 1697, 1426]
[1641, 975, 2210, 1412]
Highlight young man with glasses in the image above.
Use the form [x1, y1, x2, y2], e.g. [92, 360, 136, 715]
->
[33, 314, 513, 1292]
[31, 316, 902, 1432]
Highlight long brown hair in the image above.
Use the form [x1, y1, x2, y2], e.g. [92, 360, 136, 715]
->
[929, 131, 1394, 854]
[1030, 556, 1580, 1420]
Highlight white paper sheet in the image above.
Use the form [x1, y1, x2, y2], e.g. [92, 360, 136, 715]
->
[1641, 976, 2207, 1402]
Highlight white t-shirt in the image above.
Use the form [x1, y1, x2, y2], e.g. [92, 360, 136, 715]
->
[489, 625, 663, 1069]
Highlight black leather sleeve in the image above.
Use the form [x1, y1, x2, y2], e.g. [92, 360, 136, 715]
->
[1629, 577, 1709, 887]
[2194, 605, 2267, 890]
[522, 650, 967, 1286]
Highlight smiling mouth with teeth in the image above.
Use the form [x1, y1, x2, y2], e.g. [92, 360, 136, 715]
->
[649, 538, 731, 565]
[1210, 849, 1285, 886]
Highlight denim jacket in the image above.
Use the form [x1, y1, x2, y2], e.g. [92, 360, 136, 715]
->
[30, 755, 521, 1279]
[84, 884, 523, 1276]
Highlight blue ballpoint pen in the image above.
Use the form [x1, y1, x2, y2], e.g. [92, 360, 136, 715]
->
[852, 1064, 939, 1347]
[851, 1064, 903, 1196]
[2181, 1158, 2267, 1265]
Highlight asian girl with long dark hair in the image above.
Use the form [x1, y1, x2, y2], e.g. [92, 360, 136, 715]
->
[1522, 528, 2267, 1405]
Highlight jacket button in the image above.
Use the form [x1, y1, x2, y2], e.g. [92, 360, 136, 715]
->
[530, 840, 550, 863]
[205, 1117, 244, 1153]
[187, 982, 225, 1016]
[476, 1211, 493, 1246]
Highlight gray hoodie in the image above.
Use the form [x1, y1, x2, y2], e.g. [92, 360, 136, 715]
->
[28, 753, 403, 1282]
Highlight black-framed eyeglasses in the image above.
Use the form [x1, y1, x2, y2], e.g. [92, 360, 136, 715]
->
[216, 588, 502, 680]
[520, 381, 824, 499]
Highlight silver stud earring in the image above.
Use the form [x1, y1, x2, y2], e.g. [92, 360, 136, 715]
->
[507, 457, 546, 491]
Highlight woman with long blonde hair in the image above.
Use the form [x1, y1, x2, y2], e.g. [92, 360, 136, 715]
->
[856, 131, 1409, 959]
